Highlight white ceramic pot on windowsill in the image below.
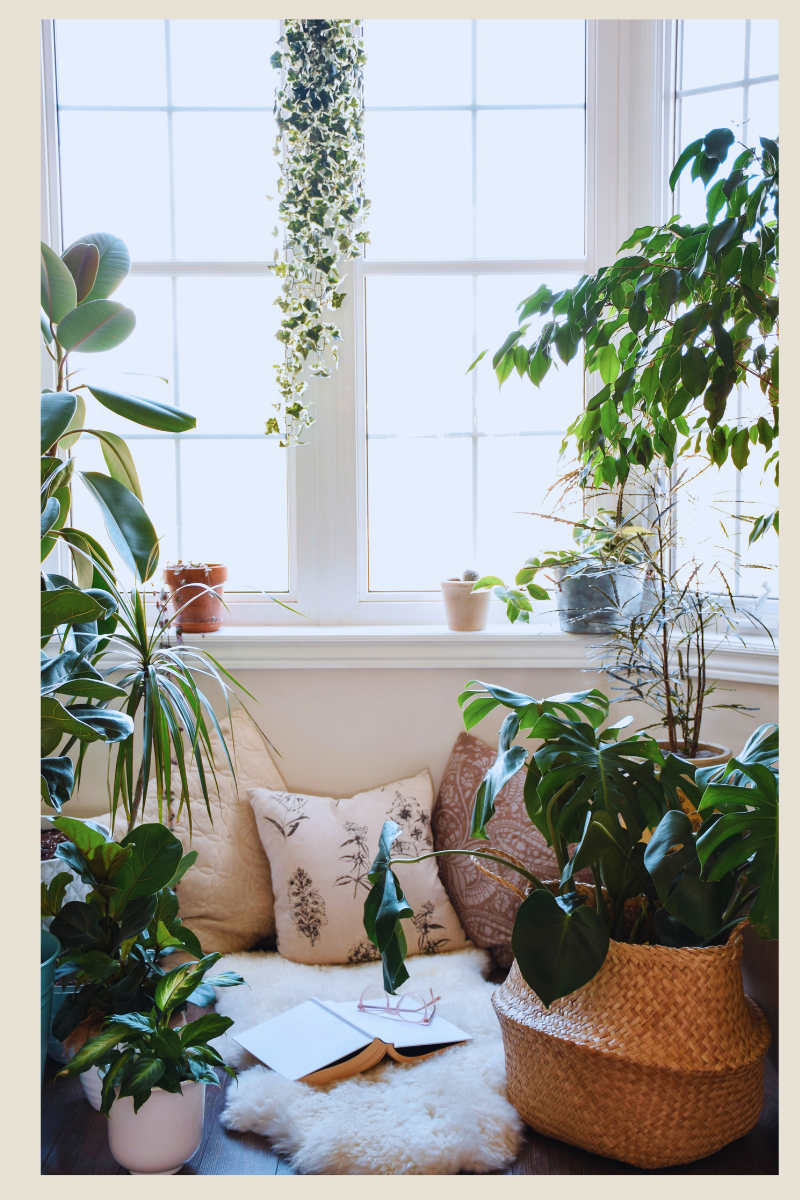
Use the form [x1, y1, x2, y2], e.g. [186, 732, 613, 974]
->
[441, 580, 492, 632]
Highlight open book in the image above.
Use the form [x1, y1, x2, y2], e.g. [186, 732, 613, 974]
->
[233, 998, 471, 1085]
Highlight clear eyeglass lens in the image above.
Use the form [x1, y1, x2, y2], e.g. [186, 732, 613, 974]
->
[397, 992, 431, 1023]
[360, 984, 390, 1011]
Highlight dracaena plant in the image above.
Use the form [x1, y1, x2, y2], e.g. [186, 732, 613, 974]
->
[363, 683, 778, 1008]
[41, 816, 243, 1056]
[57, 962, 241, 1116]
[472, 129, 778, 544]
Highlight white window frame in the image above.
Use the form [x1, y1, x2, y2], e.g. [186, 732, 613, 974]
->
[42, 17, 777, 646]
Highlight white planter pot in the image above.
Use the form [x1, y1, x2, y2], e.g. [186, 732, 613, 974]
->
[440, 580, 492, 631]
[107, 1081, 206, 1174]
[80, 1064, 104, 1110]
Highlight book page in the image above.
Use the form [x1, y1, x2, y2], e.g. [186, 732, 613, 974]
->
[233, 999, 372, 1082]
[317, 999, 471, 1049]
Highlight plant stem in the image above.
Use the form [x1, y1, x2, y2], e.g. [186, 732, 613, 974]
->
[590, 863, 610, 929]
[128, 758, 145, 836]
[390, 849, 545, 892]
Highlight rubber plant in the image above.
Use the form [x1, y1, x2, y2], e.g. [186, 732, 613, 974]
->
[41, 233, 264, 832]
[363, 683, 778, 1006]
[268, 19, 369, 446]
[43, 816, 244, 1105]
[41, 231, 194, 812]
[472, 129, 778, 544]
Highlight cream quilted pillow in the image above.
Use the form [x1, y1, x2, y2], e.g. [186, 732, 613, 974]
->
[105, 708, 286, 954]
[249, 770, 468, 966]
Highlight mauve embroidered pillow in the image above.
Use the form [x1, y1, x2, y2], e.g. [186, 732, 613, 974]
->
[432, 732, 589, 968]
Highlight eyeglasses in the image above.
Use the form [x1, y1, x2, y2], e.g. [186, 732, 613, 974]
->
[358, 984, 440, 1025]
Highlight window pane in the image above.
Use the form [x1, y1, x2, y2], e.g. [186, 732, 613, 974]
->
[477, 436, 582, 590]
[366, 111, 472, 260]
[676, 90, 742, 226]
[476, 20, 585, 106]
[367, 439, 473, 591]
[476, 275, 583, 434]
[736, 443, 779, 599]
[363, 20, 472, 106]
[365, 276, 472, 437]
[58, 112, 171, 260]
[172, 113, 279, 260]
[681, 20, 746, 91]
[169, 19, 281, 107]
[176, 276, 283, 434]
[746, 81, 778, 150]
[748, 20, 779, 79]
[71, 435, 178, 582]
[55, 19, 167, 107]
[71, 276, 175, 436]
[179, 439, 288, 592]
[476, 109, 584, 258]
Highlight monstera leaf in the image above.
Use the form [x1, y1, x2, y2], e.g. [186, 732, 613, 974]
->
[364, 820, 413, 993]
[644, 809, 736, 941]
[470, 712, 528, 839]
[697, 760, 778, 939]
[511, 887, 610, 1007]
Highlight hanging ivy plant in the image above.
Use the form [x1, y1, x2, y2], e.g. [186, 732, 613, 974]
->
[268, 20, 369, 447]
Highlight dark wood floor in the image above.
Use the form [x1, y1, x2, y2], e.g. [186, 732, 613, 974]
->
[41, 1050, 778, 1175]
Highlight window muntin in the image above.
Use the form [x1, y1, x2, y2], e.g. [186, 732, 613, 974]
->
[673, 19, 778, 600]
[53, 18, 289, 594]
[363, 19, 587, 594]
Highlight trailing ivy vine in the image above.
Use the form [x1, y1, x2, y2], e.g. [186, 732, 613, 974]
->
[269, 20, 369, 447]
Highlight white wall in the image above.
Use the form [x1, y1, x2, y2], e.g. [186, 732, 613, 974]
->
[60, 665, 778, 818]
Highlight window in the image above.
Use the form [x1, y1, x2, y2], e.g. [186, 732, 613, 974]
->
[42, 19, 777, 629]
[361, 20, 587, 595]
[673, 19, 779, 602]
[50, 19, 290, 599]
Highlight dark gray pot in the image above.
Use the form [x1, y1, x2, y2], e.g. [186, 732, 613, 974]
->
[553, 564, 644, 634]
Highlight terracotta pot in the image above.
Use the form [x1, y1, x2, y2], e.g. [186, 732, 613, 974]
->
[493, 929, 770, 1169]
[655, 740, 731, 768]
[440, 580, 492, 631]
[163, 563, 227, 633]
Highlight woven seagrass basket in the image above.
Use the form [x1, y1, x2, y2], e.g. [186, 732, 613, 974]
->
[493, 923, 771, 1169]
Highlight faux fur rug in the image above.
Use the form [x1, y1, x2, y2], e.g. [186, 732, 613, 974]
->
[210, 946, 524, 1174]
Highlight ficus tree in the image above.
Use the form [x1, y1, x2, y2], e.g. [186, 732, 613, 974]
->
[473, 129, 778, 544]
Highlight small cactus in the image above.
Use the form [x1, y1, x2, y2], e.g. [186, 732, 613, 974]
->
[462, 569, 479, 582]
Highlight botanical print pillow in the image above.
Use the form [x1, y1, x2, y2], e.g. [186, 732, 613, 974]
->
[249, 770, 468, 966]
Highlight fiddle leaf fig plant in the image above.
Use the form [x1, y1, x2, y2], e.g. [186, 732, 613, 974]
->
[474, 130, 778, 542]
[363, 684, 778, 1006]
[269, 20, 369, 446]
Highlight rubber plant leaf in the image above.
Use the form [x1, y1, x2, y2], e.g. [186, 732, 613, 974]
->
[61, 232, 131, 304]
[78, 471, 159, 582]
[41, 242, 77, 324]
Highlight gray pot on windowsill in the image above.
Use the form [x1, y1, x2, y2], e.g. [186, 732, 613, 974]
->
[552, 563, 645, 634]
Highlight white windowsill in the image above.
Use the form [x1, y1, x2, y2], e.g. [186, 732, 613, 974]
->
[158, 623, 779, 683]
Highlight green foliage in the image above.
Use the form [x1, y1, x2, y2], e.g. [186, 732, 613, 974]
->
[363, 685, 778, 1007]
[269, 21, 369, 446]
[472, 508, 654, 620]
[475, 132, 778, 539]
[47, 818, 243, 1067]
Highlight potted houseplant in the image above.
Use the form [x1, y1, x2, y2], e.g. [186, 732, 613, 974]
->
[163, 561, 228, 633]
[42, 815, 243, 1110]
[472, 507, 653, 632]
[57, 957, 241, 1174]
[363, 681, 777, 1168]
[472, 128, 778, 545]
[440, 569, 492, 632]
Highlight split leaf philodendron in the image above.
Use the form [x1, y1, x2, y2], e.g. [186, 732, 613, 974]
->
[363, 683, 778, 1006]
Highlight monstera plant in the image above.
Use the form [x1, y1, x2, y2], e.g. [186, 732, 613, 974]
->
[364, 683, 778, 1007]
[474, 129, 778, 544]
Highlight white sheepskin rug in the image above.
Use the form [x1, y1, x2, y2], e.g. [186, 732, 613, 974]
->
[211, 946, 524, 1174]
